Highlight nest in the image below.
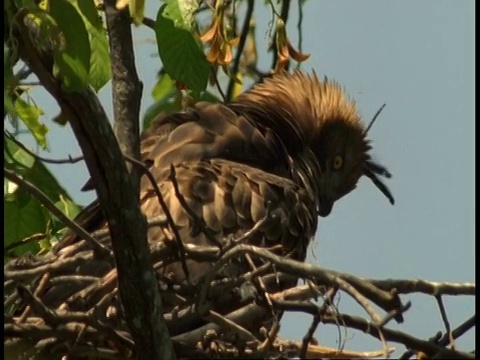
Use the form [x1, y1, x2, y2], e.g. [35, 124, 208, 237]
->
[4, 218, 476, 359]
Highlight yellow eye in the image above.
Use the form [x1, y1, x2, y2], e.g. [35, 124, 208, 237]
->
[333, 155, 343, 170]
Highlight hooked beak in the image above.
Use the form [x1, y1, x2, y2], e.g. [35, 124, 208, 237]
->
[318, 198, 334, 217]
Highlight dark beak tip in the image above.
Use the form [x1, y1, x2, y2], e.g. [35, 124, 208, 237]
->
[318, 202, 333, 217]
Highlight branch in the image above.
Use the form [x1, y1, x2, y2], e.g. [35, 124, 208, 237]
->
[322, 311, 474, 359]
[226, 0, 254, 101]
[370, 278, 475, 296]
[104, 0, 142, 175]
[5, 132, 84, 164]
[204, 244, 404, 319]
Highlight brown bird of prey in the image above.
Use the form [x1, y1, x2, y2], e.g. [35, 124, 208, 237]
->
[8, 71, 394, 354]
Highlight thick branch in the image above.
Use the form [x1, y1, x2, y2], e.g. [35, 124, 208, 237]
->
[104, 0, 142, 186]
[103, 3, 174, 357]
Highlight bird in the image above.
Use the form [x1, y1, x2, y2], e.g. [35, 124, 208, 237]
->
[7, 71, 394, 354]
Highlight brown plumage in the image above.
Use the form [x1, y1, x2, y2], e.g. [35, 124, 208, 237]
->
[9, 71, 394, 345]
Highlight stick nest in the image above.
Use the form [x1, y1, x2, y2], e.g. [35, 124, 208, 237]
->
[4, 222, 476, 359]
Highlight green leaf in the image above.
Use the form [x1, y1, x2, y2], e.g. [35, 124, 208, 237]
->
[4, 136, 72, 201]
[4, 139, 35, 173]
[41, 195, 82, 250]
[4, 178, 19, 201]
[14, 97, 48, 149]
[152, 71, 176, 100]
[50, 0, 91, 91]
[53, 50, 90, 92]
[143, 89, 220, 130]
[73, 0, 111, 91]
[143, 90, 179, 130]
[57, 195, 82, 221]
[4, 191, 46, 257]
[51, 195, 81, 231]
[4, 93, 16, 117]
[162, 0, 199, 31]
[198, 91, 220, 104]
[155, 5, 210, 93]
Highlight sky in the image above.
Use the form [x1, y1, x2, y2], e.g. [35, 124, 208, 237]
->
[20, 0, 474, 356]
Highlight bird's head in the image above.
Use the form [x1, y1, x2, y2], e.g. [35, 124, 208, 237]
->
[233, 71, 394, 217]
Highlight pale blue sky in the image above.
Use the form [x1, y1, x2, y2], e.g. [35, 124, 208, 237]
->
[22, 0, 474, 356]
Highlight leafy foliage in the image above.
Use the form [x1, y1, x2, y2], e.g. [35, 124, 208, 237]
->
[4, 136, 80, 256]
[155, 4, 211, 93]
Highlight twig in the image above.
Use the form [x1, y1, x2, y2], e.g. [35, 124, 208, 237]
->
[124, 155, 189, 281]
[88, 214, 169, 243]
[322, 311, 474, 359]
[446, 315, 475, 345]
[300, 312, 320, 357]
[399, 314, 476, 359]
[299, 287, 337, 358]
[5, 322, 132, 345]
[369, 278, 475, 296]
[5, 233, 47, 252]
[226, 0, 254, 101]
[168, 163, 221, 249]
[204, 310, 259, 343]
[5, 132, 84, 164]
[335, 276, 383, 326]
[228, 206, 270, 247]
[142, 16, 155, 30]
[17, 272, 50, 323]
[271, 299, 319, 316]
[244, 253, 275, 315]
[53, 345, 122, 360]
[5, 253, 91, 280]
[4, 168, 111, 258]
[257, 319, 280, 352]
[48, 276, 99, 286]
[16, 285, 61, 326]
[378, 301, 412, 328]
[205, 244, 404, 317]
[283, 340, 395, 359]
[378, 326, 390, 359]
[212, 69, 227, 102]
[295, 0, 304, 70]
[435, 295, 454, 348]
